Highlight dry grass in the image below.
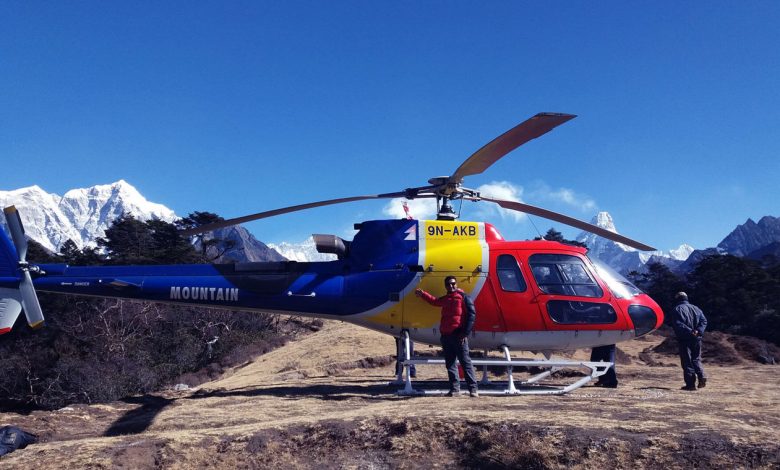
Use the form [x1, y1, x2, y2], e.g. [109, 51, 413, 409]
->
[1, 321, 778, 469]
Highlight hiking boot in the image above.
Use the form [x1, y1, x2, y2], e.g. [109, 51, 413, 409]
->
[680, 385, 697, 391]
[698, 378, 707, 388]
[469, 391, 480, 398]
[445, 390, 460, 397]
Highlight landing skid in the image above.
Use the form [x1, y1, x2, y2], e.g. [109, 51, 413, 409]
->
[390, 330, 613, 395]
[393, 335, 611, 396]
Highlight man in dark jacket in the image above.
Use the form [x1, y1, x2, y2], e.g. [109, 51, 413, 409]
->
[415, 276, 479, 397]
[671, 292, 708, 390]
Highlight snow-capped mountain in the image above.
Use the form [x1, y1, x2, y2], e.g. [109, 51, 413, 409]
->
[576, 212, 693, 274]
[268, 238, 337, 262]
[0, 180, 177, 252]
[669, 244, 695, 261]
[1, 181, 287, 262]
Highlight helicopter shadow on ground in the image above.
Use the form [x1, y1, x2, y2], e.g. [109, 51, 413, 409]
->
[101, 379, 414, 437]
[103, 395, 176, 437]
[185, 379, 414, 403]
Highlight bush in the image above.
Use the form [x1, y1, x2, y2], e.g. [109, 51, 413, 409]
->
[0, 296, 313, 411]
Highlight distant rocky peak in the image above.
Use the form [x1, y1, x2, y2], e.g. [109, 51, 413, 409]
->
[717, 215, 780, 257]
[64, 179, 135, 199]
[593, 211, 617, 233]
[577, 211, 630, 253]
[574, 211, 697, 275]
[669, 244, 695, 261]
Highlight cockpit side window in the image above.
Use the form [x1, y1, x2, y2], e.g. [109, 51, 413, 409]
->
[496, 254, 527, 292]
[529, 254, 603, 298]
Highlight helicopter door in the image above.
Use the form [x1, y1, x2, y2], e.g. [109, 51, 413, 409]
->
[489, 252, 544, 333]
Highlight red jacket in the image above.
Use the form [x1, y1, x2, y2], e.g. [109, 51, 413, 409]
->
[419, 289, 466, 335]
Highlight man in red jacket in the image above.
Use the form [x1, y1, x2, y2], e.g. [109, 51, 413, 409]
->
[415, 276, 479, 397]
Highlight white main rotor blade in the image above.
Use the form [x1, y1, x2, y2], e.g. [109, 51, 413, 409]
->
[479, 196, 656, 251]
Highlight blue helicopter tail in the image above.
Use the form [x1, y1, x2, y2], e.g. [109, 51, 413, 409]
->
[0, 223, 19, 276]
[0, 221, 24, 334]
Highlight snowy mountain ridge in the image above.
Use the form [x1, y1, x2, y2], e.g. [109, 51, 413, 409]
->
[0, 180, 177, 252]
[576, 211, 693, 274]
[268, 238, 337, 262]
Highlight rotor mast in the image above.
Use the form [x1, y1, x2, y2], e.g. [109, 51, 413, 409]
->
[423, 176, 480, 221]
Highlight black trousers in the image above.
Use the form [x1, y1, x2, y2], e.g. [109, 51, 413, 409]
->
[441, 334, 478, 393]
[678, 337, 706, 386]
[590, 344, 618, 386]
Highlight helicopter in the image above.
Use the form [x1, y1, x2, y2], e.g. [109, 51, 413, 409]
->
[0, 113, 664, 395]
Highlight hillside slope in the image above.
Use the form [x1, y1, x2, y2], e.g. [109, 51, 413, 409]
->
[1, 321, 778, 469]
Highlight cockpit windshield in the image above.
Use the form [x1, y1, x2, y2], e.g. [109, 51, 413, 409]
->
[590, 259, 643, 299]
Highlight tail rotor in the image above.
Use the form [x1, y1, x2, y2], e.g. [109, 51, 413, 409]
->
[2, 206, 45, 329]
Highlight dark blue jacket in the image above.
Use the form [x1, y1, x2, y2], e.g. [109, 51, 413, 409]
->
[453, 291, 476, 338]
[671, 301, 708, 340]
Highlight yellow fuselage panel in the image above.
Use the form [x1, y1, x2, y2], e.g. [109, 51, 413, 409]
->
[365, 220, 489, 330]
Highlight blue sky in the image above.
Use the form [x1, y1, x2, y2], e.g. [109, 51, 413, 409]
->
[2, 2, 779, 252]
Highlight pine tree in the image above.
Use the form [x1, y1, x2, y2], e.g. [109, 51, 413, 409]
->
[177, 211, 235, 261]
[628, 262, 686, 315]
[535, 228, 587, 248]
[97, 213, 200, 264]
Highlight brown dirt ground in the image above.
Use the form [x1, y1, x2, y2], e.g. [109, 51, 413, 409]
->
[1, 321, 779, 469]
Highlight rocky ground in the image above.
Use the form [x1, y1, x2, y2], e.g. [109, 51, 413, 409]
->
[1, 321, 779, 469]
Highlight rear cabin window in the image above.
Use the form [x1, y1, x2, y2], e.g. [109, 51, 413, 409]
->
[496, 254, 527, 292]
[529, 254, 603, 298]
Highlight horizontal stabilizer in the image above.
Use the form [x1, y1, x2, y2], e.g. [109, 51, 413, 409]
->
[0, 288, 23, 334]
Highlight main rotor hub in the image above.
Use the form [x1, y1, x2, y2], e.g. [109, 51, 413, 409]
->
[427, 176, 463, 198]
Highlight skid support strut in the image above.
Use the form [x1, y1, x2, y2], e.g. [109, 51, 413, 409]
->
[479, 349, 491, 385]
[390, 330, 421, 393]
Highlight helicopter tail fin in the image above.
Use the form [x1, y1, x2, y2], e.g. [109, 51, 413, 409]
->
[0, 220, 20, 277]
[0, 227, 23, 334]
[0, 287, 24, 335]
[0, 206, 45, 333]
